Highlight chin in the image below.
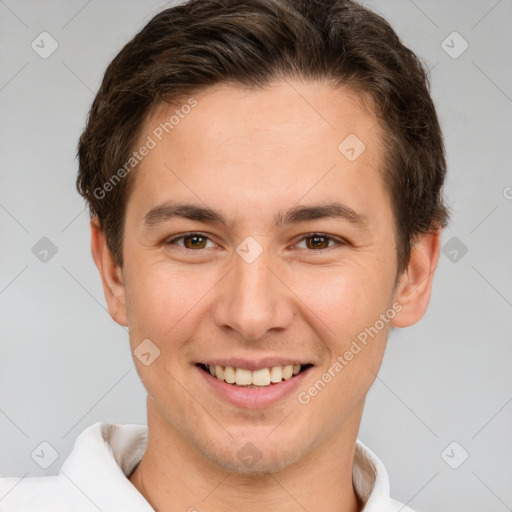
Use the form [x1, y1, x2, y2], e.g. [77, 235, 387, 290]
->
[206, 447, 301, 476]
[194, 434, 307, 476]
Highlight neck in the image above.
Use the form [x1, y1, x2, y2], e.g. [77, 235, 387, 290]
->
[129, 397, 363, 512]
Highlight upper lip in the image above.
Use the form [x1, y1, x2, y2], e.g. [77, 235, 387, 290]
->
[197, 358, 313, 371]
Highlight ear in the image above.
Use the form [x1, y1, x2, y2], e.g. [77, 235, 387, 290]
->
[391, 228, 441, 328]
[90, 216, 128, 326]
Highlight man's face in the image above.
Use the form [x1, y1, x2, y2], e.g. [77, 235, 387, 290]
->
[118, 80, 402, 472]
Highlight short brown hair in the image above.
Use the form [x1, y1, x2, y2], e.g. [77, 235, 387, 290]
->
[76, 0, 450, 275]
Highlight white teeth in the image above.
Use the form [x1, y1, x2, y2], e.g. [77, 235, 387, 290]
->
[205, 363, 306, 386]
[282, 365, 293, 380]
[270, 366, 283, 383]
[252, 368, 271, 386]
[224, 366, 235, 383]
[235, 368, 252, 386]
[215, 365, 224, 380]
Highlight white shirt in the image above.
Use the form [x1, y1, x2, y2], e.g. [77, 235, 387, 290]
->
[0, 422, 416, 511]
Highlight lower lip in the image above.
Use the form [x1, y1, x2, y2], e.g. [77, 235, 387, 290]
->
[196, 365, 313, 409]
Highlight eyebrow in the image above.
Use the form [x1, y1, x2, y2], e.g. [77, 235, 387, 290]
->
[143, 200, 369, 230]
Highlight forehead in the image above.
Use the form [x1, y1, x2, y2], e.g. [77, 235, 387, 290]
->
[148, 81, 378, 155]
[127, 80, 390, 231]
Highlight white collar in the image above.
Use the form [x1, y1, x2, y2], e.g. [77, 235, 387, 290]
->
[0, 422, 415, 511]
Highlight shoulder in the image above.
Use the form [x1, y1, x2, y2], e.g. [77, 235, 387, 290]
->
[0, 474, 93, 511]
[0, 421, 151, 512]
[354, 439, 421, 512]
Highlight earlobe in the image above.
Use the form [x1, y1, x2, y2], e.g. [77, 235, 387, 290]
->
[391, 229, 441, 328]
[90, 217, 128, 326]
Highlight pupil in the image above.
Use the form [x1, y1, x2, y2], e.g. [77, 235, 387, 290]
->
[309, 236, 327, 249]
[186, 235, 205, 249]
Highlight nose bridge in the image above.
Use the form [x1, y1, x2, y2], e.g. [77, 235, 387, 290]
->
[213, 243, 293, 341]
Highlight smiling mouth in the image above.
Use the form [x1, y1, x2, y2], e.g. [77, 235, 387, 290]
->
[197, 363, 313, 388]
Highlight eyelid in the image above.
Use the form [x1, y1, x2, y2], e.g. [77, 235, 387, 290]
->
[165, 231, 347, 250]
[293, 232, 347, 249]
[166, 231, 218, 249]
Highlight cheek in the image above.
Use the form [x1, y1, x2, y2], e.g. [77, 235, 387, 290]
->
[289, 257, 393, 337]
[124, 258, 218, 352]
[124, 261, 181, 343]
[123, 262, 198, 398]
[294, 266, 392, 415]
[289, 258, 394, 405]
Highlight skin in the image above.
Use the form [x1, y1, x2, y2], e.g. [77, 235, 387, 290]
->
[91, 79, 441, 511]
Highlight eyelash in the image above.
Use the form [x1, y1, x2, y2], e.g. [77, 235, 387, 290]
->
[165, 232, 347, 252]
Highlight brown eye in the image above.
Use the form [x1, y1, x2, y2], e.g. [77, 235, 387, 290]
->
[305, 235, 330, 249]
[296, 233, 343, 250]
[167, 233, 214, 250]
[183, 235, 207, 249]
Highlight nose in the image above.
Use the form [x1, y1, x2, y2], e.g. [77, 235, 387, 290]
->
[212, 246, 294, 341]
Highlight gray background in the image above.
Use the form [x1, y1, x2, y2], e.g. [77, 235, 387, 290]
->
[0, 1, 511, 511]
